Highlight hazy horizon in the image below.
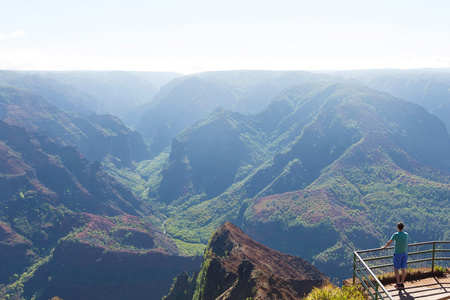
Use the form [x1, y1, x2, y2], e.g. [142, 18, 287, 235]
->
[4, 67, 450, 77]
[2, 0, 450, 74]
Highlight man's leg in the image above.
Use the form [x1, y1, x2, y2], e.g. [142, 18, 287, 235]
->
[393, 254, 403, 288]
[401, 268, 406, 284]
[400, 253, 408, 287]
[394, 268, 400, 284]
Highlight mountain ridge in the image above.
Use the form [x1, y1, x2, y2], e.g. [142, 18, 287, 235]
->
[0, 86, 151, 165]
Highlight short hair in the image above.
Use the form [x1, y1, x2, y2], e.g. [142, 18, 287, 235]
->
[397, 222, 404, 230]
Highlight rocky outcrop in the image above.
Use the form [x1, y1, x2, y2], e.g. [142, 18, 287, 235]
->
[166, 222, 327, 300]
[164, 271, 199, 300]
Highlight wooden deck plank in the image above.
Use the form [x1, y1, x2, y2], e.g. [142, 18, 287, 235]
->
[385, 276, 450, 300]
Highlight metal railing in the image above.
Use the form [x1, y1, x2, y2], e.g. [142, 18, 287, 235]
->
[353, 241, 450, 300]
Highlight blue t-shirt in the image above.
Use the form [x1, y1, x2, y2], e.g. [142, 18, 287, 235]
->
[391, 231, 408, 254]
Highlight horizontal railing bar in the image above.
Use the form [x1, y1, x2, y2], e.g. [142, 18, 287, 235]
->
[367, 257, 450, 270]
[363, 255, 392, 262]
[408, 258, 435, 265]
[369, 263, 393, 270]
[408, 250, 433, 256]
[407, 241, 450, 246]
[356, 241, 450, 254]
[358, 247, 450, 265]
[357, 246, 392, 254]
[365, 252, 441, 259]
[362, 250, 436, 264]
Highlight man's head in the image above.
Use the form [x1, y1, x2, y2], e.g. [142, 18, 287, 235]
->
[397, 222, 404, 231]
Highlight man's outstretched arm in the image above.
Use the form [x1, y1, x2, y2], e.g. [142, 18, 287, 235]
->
[382, 240, 393, 249]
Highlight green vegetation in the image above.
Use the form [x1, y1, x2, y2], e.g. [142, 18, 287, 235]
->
[191, 235, 216, 300]
[305, 283, 366, 300]
[434, 265, 447, 273]
[2, 191, 81, 256]
[102, 151, 171, 201]
[0, 253, 53, 299]
[75, 215, 159, 252]
[102, 159, 148, 198]
[173, 239, 206, 256]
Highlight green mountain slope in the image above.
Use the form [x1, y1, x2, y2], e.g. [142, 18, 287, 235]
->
[0, 121, 201, 299]
[154, 83, 450, 280]
[135, 71, 333, 153]
[157, 107, 269, 203]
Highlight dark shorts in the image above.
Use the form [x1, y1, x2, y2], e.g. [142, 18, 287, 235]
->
[393, 253, 408, 269]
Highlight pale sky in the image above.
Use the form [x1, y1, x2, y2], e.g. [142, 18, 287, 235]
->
[1, 0, 450, 74]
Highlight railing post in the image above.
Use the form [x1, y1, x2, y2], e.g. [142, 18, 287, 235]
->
[431, 242, 436, 272]
[353, 252, 357, 285]
[375, 281, 379, 300]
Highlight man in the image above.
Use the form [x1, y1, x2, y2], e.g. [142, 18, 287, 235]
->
[382, 222, 409, 289]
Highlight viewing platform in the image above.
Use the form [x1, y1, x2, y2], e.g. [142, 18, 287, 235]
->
[353, 241, 450, 300]
[384, 276, 450, 300]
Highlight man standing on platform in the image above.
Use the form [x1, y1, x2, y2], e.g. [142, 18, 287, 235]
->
[382, 222, 409, 289]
